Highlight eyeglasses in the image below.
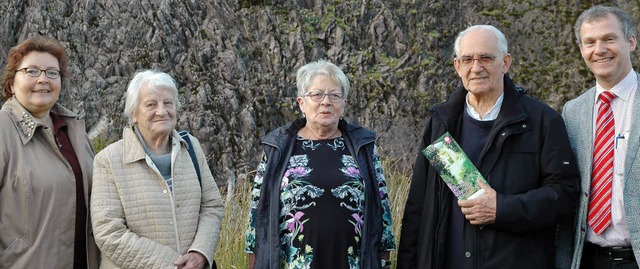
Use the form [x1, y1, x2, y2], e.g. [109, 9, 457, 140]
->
[456, 55, 498, 68]
[16, 68, 61, 79]
[304, 92, 344, 102]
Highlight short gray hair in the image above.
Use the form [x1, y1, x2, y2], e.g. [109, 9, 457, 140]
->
[296, 59, 350, 98]
[124, 70, 181, 123]
[574, 5, 636, 45]
[454, 25, 509, 57]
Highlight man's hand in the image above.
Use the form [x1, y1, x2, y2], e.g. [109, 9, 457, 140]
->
[173, 252, 206, 269]
[458, 180, 497, 225]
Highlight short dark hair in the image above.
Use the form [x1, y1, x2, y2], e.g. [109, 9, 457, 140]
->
[574, 5, 636, 45]
[1, 36, 69, 101]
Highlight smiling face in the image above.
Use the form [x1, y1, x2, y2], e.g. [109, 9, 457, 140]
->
[579, 14, 636, 89]
[133, 84, 177, 141]
[454, 28, 511, 98]
[10, 51, 61, 118]
[297, 74, 345, 131]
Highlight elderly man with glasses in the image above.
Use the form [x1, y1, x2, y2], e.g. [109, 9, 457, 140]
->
[397, 25, 580, 269]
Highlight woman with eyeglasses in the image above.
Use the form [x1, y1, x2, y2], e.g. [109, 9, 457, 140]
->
[245, 59, 395, 269]
[0, 36, 99, 268]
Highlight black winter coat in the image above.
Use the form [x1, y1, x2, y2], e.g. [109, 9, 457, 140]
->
[397, 75, 580, 269]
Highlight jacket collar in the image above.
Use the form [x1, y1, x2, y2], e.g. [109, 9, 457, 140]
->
[122, 125, 185, 164]
[1, 97, 79, 145]
[433, 74, 527, 129]
[262, 118, 376, 150]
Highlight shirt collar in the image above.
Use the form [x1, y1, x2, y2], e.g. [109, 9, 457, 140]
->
[595, 69, 637, 102]
[465, 93, 504, 121]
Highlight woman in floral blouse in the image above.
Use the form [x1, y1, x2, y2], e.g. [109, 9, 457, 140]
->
[245, 60, 395, 269]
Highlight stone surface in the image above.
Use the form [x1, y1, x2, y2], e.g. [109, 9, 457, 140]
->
[2, 0, 639, 185]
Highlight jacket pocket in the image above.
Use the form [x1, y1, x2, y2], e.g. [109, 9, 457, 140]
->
[0, 236, 31, 266]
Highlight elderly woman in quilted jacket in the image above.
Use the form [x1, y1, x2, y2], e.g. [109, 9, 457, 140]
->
[90, 70, 224, 269]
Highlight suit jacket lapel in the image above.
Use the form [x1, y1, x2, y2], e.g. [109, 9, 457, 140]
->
[578, 88, 597, 191]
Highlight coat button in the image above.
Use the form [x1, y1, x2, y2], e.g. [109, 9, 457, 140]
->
[522, 124, 527, 128]
[465, 252, 471, 258]
[163, 190, 168, 194]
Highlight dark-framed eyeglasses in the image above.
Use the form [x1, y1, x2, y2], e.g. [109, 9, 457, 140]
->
[456, 54, 498, 68]
[16, 68, 61, 79]
[304, 92, 344, 102]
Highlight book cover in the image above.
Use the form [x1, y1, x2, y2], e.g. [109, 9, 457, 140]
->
[423, 132, 488, 200]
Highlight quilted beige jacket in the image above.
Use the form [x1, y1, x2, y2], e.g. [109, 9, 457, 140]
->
[91, 126, 224, 269]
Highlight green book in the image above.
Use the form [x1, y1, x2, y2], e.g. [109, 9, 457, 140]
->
[423, 132, 488, 200]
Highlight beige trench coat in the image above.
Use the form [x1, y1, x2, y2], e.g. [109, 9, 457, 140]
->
[0, 97, 100, 268]
[91, 126, 224, 269]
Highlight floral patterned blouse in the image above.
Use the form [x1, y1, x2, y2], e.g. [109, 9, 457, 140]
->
[245, 136, 395, 269]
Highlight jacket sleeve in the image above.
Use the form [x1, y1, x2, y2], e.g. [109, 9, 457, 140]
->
[397, 120, 436, 269]
[372, 145, 396, 251]
[90, 149, 182, 268]
[244, 152, 268, 253]
[554, 102, 580, 269]
[0, 113, 6, 187]
[493, 113, 580, 233]
[187, 137, 225, 269]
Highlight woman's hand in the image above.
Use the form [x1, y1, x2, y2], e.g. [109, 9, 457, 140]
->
[173, 252, 206, 269]
[248, 253, 256, 269]
[380, 251, 391, 268]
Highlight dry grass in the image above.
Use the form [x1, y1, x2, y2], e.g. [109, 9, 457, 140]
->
[214, 171, 254, 268]
[382, 157, 413, 268]
[214, 157, 413, 268]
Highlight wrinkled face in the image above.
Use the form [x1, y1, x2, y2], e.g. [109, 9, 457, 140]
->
[579, 14, 636, 89]
[454, 29, 511, 97]
[133, 84, 177, 140]
[11, 51, 61, 117]
[297, 75, 345, 130]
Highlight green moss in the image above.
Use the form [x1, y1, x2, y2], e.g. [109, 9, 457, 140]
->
[91, 134, 114, 153]
[478, 9, 503, 17]
[239, 0, 265, 9]
[427, 31, 440, 39]
[379, 53, 399, 68]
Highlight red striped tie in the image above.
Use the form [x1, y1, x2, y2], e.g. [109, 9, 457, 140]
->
[588, 91, 616, 235]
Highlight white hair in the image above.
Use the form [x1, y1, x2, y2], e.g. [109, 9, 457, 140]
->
[296, 59, 350, 98]
[454, 25, 509, 57]
[124, 70, 181, 123]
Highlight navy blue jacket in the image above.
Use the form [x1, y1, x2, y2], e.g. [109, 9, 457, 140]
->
[253, 118, 385, 269]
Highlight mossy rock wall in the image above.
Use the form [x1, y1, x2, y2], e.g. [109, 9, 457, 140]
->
[1, 0, 638, 184]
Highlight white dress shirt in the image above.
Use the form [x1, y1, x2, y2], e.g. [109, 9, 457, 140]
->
[587, 69, 637, 247]
[465, 93, 504, 121]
